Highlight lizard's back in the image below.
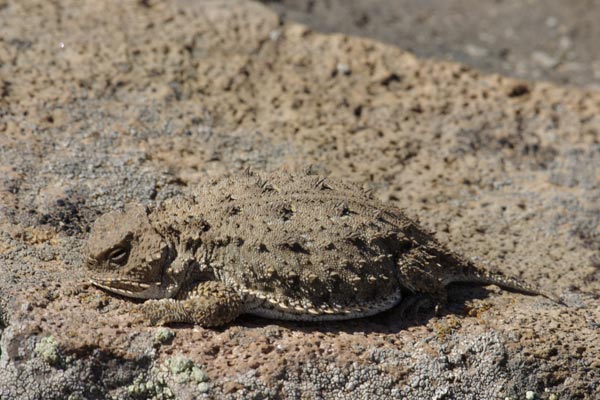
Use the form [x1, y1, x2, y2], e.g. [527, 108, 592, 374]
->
[187, 172, 415, 319]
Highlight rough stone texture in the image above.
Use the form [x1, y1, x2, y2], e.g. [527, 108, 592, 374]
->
[263, 0, 600, 88]
[0, 0, 598, 399]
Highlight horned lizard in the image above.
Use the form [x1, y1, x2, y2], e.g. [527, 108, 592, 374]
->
[86, 171, 554, 327]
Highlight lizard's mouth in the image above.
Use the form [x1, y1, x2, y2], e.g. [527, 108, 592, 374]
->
[90, 277, 167, 299]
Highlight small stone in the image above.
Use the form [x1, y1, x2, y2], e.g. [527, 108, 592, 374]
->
[154, 327, 175, 344]
[198, 382, 210, 393]
[35, 336, 61, 366]
[336, 63, 351, 75]
[269, 30, 281, 41]
[545, 16, 558, 28]
[191, 366, 208, 383]
[532, 51, 559, 69]
[525, 391, 536, 400]
[464, 44, 488, 58]
[168, 355, 193, 374]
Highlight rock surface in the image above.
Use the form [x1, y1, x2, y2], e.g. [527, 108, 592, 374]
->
[0, 0, 598, 399]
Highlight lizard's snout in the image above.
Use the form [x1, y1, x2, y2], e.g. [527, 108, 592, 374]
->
[89, 276, 163, 299]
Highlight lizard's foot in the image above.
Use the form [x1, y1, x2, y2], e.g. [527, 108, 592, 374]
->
[139, 281, 244, 327]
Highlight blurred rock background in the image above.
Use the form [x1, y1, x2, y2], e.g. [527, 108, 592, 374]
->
[264, 0, 600, 88]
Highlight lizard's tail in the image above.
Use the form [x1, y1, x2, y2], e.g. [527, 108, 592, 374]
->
[441, 262, 563, 304]
[402, 238, 562, 304]
[396, 217, 563, 304]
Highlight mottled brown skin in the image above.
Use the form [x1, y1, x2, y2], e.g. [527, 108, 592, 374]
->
[86, 171, 553, 327]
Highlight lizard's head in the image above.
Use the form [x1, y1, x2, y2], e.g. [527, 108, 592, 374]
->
[86, 204, 175, 299]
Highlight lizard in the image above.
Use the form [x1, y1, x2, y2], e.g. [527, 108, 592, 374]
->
[85, 170, 558, 327]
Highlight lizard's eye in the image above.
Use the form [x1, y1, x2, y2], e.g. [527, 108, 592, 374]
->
[109, 246, 130, 266]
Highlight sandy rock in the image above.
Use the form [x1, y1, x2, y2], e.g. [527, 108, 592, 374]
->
[0, 0, 598, 399]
